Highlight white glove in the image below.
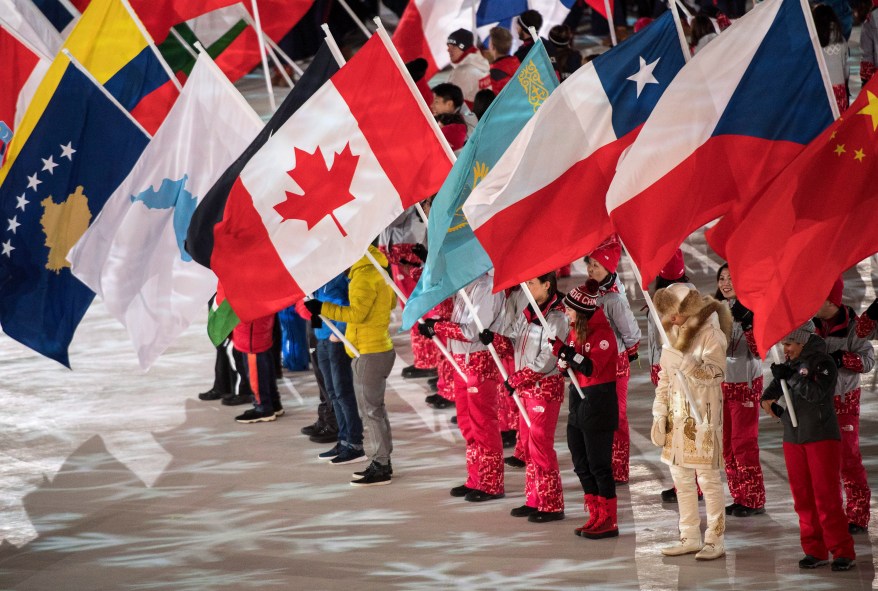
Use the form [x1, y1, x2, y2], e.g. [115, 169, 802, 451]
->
[650, 417, 667, 447]
[659, 345, 684, 370]
[680, 353, 698, 376]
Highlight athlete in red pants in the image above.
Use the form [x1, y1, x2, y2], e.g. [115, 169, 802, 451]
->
[761, 322, 855, 571]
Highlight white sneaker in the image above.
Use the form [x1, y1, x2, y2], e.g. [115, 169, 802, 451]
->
[695, 543, 726, 560]
[661, 538, 703, 556]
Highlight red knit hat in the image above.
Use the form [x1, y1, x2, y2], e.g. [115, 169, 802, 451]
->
[440, 123, 467, 151]
[588, 242, 621, 274]
[827, 276, 844, 307]
[564, 279, 600, 314]
[658, 248, 686, 281]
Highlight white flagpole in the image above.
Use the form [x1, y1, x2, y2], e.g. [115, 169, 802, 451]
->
[363, 249, 466, 380]
[670, 0, 693, 63]
[519, 283, 587, 400]
[62, 49, 153, 139]
[336, 0, 373, 38]
[249, 0, 276, 111]
[458, 288, 532, 427]
[240, 8, 305, 76]
[320, 314, 361, 357]
[800, 0, 841, 120]
[321, 23, 347, 65]
[770, 346, 799, 427]
[264, 41, 294, 88]
[169, 26, 199, 60]
[119, 0, 184, 91]
[600, 2, 617, 46]
[616, 238, 702, 423]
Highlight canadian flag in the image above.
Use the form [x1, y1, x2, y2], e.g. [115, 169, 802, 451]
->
[187, 34, 453, 322]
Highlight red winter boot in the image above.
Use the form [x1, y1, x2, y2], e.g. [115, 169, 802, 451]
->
[584, 496, 619, 539]
[574, 494, 598, 537]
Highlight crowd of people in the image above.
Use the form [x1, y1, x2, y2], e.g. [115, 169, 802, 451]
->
[194, 0, 878, 574]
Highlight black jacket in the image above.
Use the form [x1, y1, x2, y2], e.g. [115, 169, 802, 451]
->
[762, 334, 840, 444]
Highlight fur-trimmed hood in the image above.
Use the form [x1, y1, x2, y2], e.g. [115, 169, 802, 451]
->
[654, 286, 732, 353]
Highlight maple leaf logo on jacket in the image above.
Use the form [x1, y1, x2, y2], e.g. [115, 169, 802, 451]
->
[275, 143, 360, 236]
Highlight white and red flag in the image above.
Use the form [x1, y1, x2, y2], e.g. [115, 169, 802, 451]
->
[393, 0, 471, 79]
[0, 25, 50, 156]
[186, 34, 452, 322]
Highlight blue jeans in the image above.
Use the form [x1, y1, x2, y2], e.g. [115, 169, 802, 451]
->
[316, 339, 362, 449]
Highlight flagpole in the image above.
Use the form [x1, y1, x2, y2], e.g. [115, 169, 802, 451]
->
[61, 49, 153, 140]
[519, 283, 587, 401]
[249, 0, 276, 112]
[321, 23, 348, 66]
[265, 42, 295, 88]
[615, 237, 702, 424]
[336, 0, 373, 39]
[363, 249, 467, 380]
[319, 314, 361, 357]
[119, 0, 184, 91]
[600, 2, 617, 46]
[373, 18, 458, 163]
[240, 9, 305, 77]
[670, 0, 692, 63]
[800, 0, 841, 119]
[168, 26, 199, 60]
[0, 19, 53, 61]
[769, 346, 800, 427]
[458, 288, 532, 427]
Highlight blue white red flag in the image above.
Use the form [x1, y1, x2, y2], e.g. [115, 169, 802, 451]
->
[606, 0, 837, 287]
[463, 12, 687, 291]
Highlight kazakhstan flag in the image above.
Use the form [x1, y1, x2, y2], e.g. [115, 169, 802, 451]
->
[401, 40, 558, 330]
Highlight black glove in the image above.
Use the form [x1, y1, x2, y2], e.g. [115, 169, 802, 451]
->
[770, 402, 785, 418]
[628, 352, 639, 363]
[569, 355, 594, 377]
[411, 243, 428, 263]
[304, 299, 323, 317]
[478, 328, 495, 346]
[417, 318, 438, 339]
[770, 362, 795, 381]
[866, 298, 878, 321]
[503, 379, 515, 396]
[731, 300, 754, 331]
[831, 350, 845, 368]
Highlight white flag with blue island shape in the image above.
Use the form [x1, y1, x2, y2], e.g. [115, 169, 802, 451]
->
[68, 53, 263, 369]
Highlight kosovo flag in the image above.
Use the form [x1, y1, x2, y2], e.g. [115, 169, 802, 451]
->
[0, 61, 149, 366]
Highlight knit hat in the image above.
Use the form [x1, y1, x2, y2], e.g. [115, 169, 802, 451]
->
[587, 242, 621, 274]
[564, 279, 600, 315]
[827, 276, 844, 307]
[447, 28, 474, 50]
[658, 248, 686, 281]
[783, 320, 816, 345]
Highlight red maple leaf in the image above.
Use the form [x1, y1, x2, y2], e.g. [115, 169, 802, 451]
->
[274, 144, 360, 237]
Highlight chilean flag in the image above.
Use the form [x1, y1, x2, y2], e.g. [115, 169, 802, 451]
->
[463, 12, 686, 291]
[392, 0, 470, 79]
[606, 0, 837, 287]
[187, 34, 452, 322]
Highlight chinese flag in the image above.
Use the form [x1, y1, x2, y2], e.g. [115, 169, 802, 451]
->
[706, 80, 878, 356]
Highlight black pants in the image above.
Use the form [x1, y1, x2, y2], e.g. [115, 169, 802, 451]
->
[212, 339, 254, 398]
[567, 383, 617, 499]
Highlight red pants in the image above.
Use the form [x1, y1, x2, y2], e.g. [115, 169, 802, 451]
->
[783, 440, 855, 560]
[835, 389, 871, 527]
[497, 351, 519, 431]
[722, 378, 766, 508]
[454, 352, 503, 494]
[436, 354, 455, 401]
[410, 325, 439, 369]
[612, 353, 630, 483]
[519, 385, 564, 512]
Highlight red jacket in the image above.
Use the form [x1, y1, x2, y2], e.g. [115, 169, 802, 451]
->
[218, 282, 275, 354]
[479, 55, 521, 95]
[564, 308, 618, 387]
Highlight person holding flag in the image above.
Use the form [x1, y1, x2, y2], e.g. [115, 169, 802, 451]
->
[418, 272, 507, 502]
[481, 273, 569, 523]
[651, 283, 730, 560]
[556, 279, 620, 539]
[760, 322, 856, 571]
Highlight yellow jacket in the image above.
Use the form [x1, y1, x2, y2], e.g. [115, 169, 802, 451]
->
[321, 245, 397, 357]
